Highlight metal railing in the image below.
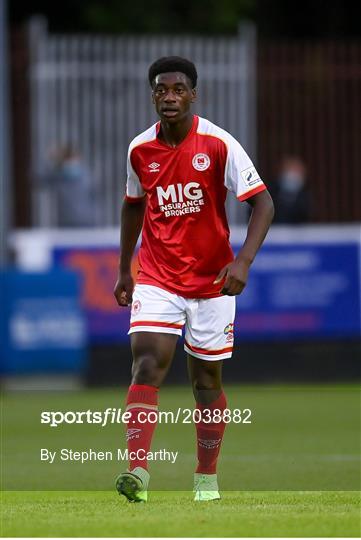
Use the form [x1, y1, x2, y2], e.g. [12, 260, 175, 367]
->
[29, 18, 257, 227]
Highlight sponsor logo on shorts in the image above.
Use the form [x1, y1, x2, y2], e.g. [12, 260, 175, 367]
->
[224, 323, 234, 335]
[224, 323, 234, 344]
[198, 438, 221, 449]
[131, 300, 142, 315]
[192, 153, 210, 171]
[126, 428, 142, 441]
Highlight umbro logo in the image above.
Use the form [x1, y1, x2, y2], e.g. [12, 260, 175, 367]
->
[126, 428, 142, 441]
[148, 162, 160, 172]
[198, 438, 221, 449]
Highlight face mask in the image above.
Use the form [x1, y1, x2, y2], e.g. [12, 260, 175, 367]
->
[280, 171, 304, 192]
[61, 161, 83, 180]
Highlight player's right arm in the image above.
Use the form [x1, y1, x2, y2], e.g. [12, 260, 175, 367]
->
[114, 198, 146, 306]
[114, 145, 146, 307]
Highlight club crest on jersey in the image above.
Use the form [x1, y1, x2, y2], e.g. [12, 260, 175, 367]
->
[148, 162, 160, 172]
[131, 300, 142, 315]
[192, 153, 210, 171]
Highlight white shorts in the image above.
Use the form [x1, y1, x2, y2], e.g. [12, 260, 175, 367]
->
[128, 284, 236, 361]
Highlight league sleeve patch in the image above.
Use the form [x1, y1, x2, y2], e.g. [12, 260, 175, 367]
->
[241, 166, 260, 187]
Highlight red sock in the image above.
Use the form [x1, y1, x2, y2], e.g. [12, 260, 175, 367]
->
[125, 384, 158, 471]
[195, 392, 227, 474]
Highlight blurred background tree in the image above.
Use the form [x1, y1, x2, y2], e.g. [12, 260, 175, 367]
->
[9, 0, 361, 37]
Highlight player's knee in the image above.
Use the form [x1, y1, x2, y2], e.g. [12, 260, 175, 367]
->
[131, 354, 165, 386]
[192, 378, 222, 404]
[192, 361, 221, 391]
[192, 375, 221, 392]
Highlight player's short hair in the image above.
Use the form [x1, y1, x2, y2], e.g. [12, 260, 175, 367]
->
[148, 56, 198, 89]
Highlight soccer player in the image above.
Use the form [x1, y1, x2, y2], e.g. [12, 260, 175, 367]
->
[114, 56, 274, 502]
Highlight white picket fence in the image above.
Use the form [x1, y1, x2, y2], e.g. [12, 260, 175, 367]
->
[29, 18, 257, 226]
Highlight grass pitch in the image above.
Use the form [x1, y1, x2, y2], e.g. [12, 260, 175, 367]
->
[1, 490, 360, 537]
[1, 384, 360, 536]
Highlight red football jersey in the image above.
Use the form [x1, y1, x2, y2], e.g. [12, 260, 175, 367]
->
[126, 115, 266, 298]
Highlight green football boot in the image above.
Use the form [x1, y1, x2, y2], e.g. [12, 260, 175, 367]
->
[193, 473, 221, 501]
[116, 467, 150, 503]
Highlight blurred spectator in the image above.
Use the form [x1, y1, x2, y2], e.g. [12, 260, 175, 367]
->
[269, 156, 310, 224]
[40, 145, 98, 227]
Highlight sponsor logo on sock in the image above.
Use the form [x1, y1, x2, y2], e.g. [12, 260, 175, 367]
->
[126, 428, 142, 441]
[198, 438, 221, 449]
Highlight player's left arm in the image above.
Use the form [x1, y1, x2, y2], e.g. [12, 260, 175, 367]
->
[214, 189, 274, 295]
